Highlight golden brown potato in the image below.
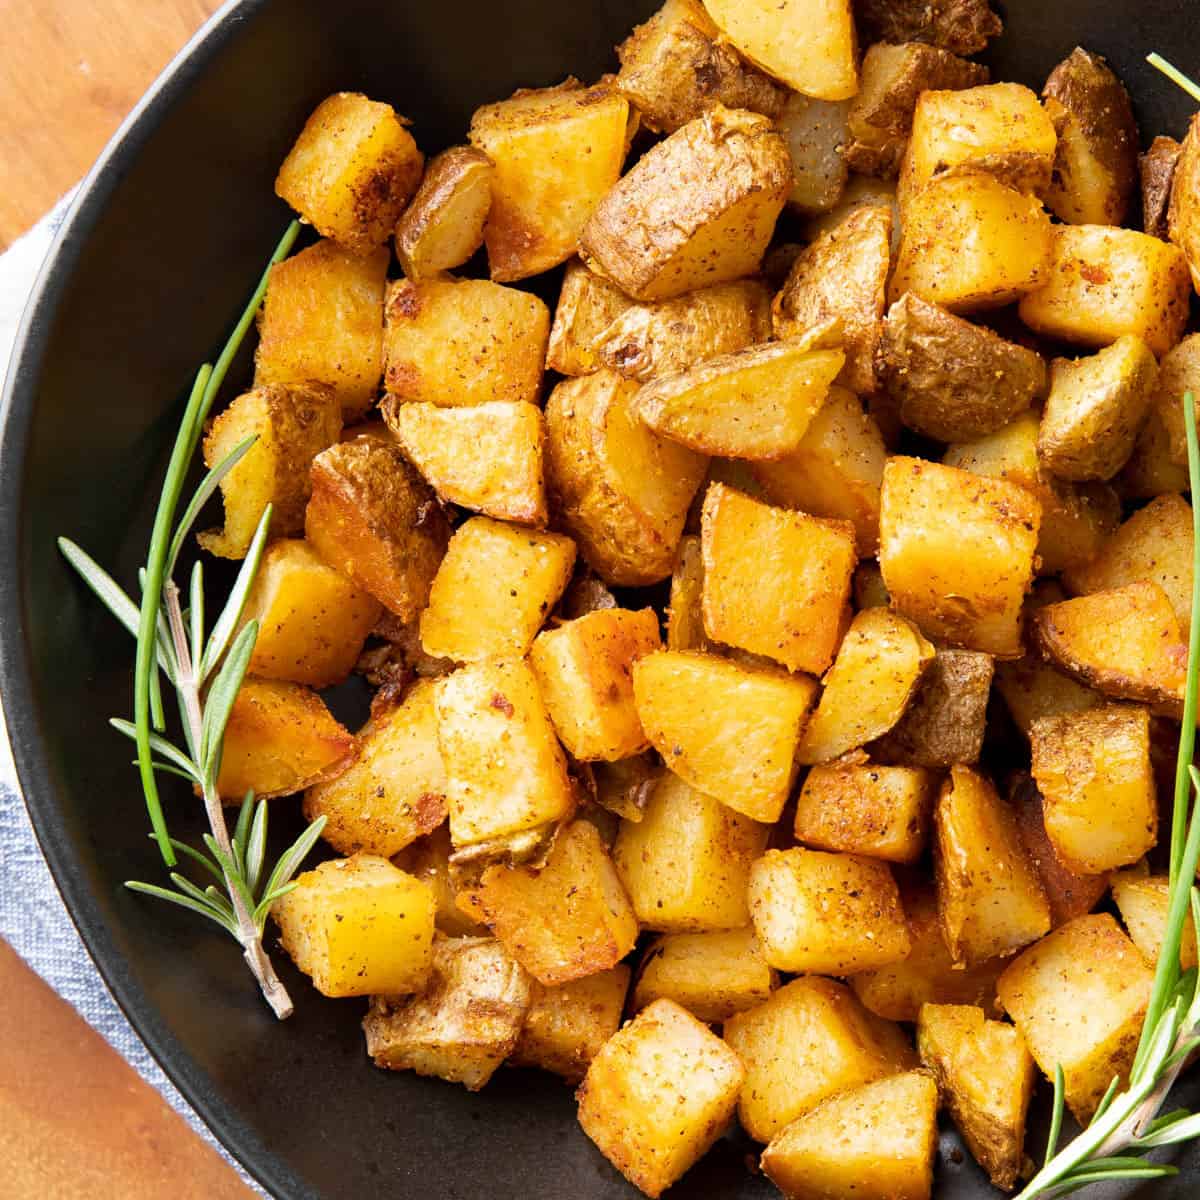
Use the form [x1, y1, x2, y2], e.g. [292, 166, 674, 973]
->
[1117, 399, 1191, 500]
[776, 93, 850, 213]
[1147, 334, 1200, 469]
[305, 434, 451, 622]
[1169, 115, 1200, 291]
[392, 825, 488, 938]
[546, 262, 635, 377]
[198, 383, 342, 560]
[254, 239, 387, 420]
[579, 105, 790, 301]
[468, 80, 631, 282]
[1111, 871, 1199, 970]
[275, 93, 423, 253]
[394, 146, 493, 280]
[545, 371, 708, 587]
[1142, 135, 1182, 240]
[997, 914, 1154, 1122]
[577, 998, 745, 1199]
[855, 0, 1001, 55]
[666, 535, 710, 652]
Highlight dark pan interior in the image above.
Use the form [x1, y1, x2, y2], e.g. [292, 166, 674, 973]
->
[2, 0, 1199, 1196]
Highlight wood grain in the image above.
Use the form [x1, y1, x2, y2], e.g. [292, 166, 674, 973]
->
[0, 0, 221, 249]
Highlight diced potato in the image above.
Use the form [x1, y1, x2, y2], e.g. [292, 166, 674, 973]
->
[1117, 400, 1191, 500]
[1018, 224, 1191, 358]
[760, 1072, 938, 1200]
[305, 434, 450, 622]
[198, 383, 342, 560]
[772, 205, 892, 395]
[579, 105, 790, 301]
[997, 914, 1154, 1122]
[382, 277, 549, 408]
[394, 146, 493, 280]
[468, 80, 631, 282]
[935, 766, 1051, 964]
[805, 174, 901, 250]
[577, 999, 745, 1199]
[434, 658, 575, 849]
[275, 93, 423, 253]
[917, 1004, 1035, 1191]
[546, 262, 635, 377]
[724, 977, 916, 1143]
[890, 171, 1054, 313]
[748, 847, 911, 975]
[217, 678, 356, 801]
[254, 239, 387, 420]
[392, 825, 487, 938]
[510, 966, 631, 1082]
[1169, 114, 1200, 292]
[701, 0, 858, 101]
[666, 535, 710, 653]
[545, 371, 708, 587]
[612, 770, 769, 931]
[854, 0, 1001, 56]
[879, 457, 1040, 658]
[364, 936, 531, 1090]
[274, 855, 434, 998]
[702, 484, 855, 675]
[1143, 135, 1182, 240]
[1148, 335, 1200, 469]
[631, 929, 776, 1022]
[419, 518, 575, 663]
[775, 93, 849, 215]
[530, 608, 661, 761]
[1111, 871, 1198, 970]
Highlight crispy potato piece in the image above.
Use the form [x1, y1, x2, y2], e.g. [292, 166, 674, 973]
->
[305, 434, 450, 622]
[275, 93, 423, 253]
[274, 855, 434, 998]
[1169, 115, 1200, 291]
[631, 929, 776, 1023]
[725, 977, 917, 1143]
[364, 936, 531, 1090]
[805, 174, 901, 250]
[917, 1005, 1035, 1191]
[545, 371, 708, 586]
[935, 766, 1051, 965]
[217, 678, 355, 800]
[797, 609, 935, 764]
[749, 848, 911, 975]
[1018, 224, 1191, 357]
[1111, 872, 1199, 971]
[1147, 334, 1200, 469]
[777, 92, 850, 213]
[577, 999, 744, 1199]
[394, 146, 493, 280]
[878, 293, 1046, 442]
[996, 644, 1101, 743]
[255, 239, 387, 420]
[879, 457, 1041, 658]
[666, 535, 710, 652]
[891, 171, 1054, 313]
[1142, 135, 1181, 240]
[579, 105, 790, 301]
[199, 384, 342, 560]
[701, 484, 856, 676]
[434, 658, 575, 849]
[997, 914, 1154, 1122]
[393, 825, 488, 938]
[772, 205, 891, 395]
[855, 0, 1000, 55]
[468, 80, 631, 282]
[1117, 399, 1191, 500]
[546, 262, 635, 377]
[761, 1072, 938, 1200]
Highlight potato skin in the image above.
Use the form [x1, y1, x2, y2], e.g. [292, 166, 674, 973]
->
[777, 93, 850, 213]
[1169, 114, 1200, 292]
[1141, 136, 1181, 240]
[855, 0, 1001, 55]
[394, 146, 493, 280]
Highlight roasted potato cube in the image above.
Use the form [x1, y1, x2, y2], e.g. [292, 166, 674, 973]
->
[1169, 115, 1200, 292]
[935, 766, 1051, 964]
[579, 105, 790, 301]
[1111, 871, 1199, 970]
[198, 384, 342, 560]
[632, 929, 776, 1023]
[1148, 335, 1200, 469]
[468, 80, 630, 282]
[878, 293, 1046, 442]
[855, 0, 1000, 55]
[577, 998, 744, 1198]
[879, 457, 1040, 658]
[917, 1004, 1035, 1191]
[419, 518, 575, 663]
[274, 855, 435, 998]
[1019, 225, 1191, 357]
[1143, 135, 1182, 240]
[760, 1071, 938, 1200]
[749, 847, 911, 975]
[394, 146, 493, 280]
[434, 658, 575, 849]
[612, 770, 768, 931]
[305, 434, 450, 622]
[997, 914, 1154, 1122]
[666, 535, 710, 653]
[1117, 401, 1191, 500]
[545, 371, 708, 587]
[364, 936, 531, 1090]
[546, 262, 635, 377]
[392, 826, 487, 938]
[275, 92, 423, 253]
[777, 92, 850, 213]
[510, 966, 631, 1082]
[217, 678, 355, 801]
[890, 172, 1054, 313]
[805, 174, 901, 247]
[254, 239, 387, 420]
[725, 977, 916, 1143]
[530, 608, 661, 761]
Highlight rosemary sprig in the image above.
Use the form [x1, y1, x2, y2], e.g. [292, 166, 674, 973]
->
[57, 220, 326, 1019]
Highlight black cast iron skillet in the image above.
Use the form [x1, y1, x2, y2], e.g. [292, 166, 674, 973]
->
[2, 1, 1199, 1195]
